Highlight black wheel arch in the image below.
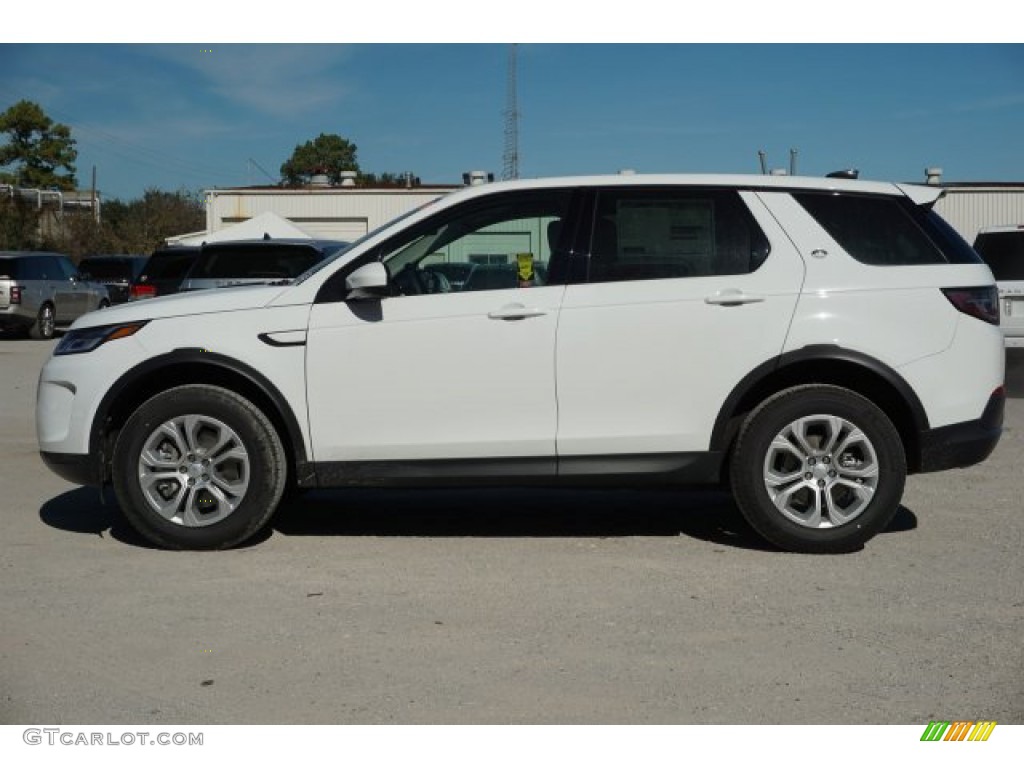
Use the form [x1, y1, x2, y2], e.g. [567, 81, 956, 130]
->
[90, 349, 313, 487]
[710, 345, 930, 474]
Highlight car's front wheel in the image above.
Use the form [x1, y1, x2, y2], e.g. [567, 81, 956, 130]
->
[111, 384, 287, 549]
[729, 385, 906, 554]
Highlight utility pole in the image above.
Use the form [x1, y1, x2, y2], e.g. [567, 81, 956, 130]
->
[91, 165, 99, 224]
[502, 44, 520, 181]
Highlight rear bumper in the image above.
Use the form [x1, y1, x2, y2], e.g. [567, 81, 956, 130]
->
[917, 388, 1005, 473]
[40, 451, 102, 487]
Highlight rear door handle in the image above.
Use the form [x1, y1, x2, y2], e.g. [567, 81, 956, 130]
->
[488, 304, 548, 320]
[704, 290, 765, 306]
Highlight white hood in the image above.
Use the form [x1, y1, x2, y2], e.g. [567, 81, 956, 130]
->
[70, 284, 293, 329]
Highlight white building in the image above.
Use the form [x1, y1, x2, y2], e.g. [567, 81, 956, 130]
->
[183, 171, 1023, 249]
[199, 181, 461, 243]
[933, 183, 1024, 243]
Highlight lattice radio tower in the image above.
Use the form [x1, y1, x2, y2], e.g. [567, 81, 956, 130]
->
[502, 44, 520, 180]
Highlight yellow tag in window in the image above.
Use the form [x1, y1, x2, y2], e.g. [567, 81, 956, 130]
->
[516, 253, 535, 282]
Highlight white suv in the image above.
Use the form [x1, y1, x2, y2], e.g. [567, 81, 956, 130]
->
[36, 174, 1005, 553]
[972, 225, 1024, 347]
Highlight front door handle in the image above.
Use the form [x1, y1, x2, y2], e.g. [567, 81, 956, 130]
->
[488, 304, 548, 320]
[704, 290, 765, 306]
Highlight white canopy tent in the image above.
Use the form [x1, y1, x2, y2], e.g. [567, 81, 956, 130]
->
[166, 211, 313, 246]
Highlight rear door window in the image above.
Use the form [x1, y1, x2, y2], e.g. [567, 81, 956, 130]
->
[585, 188, 770, 283]
[25, 256, 51, 280]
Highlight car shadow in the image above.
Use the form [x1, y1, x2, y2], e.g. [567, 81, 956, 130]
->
[39, 485, 917, 553]
[273, 487, 917, 552]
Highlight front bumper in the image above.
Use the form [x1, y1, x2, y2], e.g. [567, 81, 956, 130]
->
[917, 388, 1005, 473]
[40, 450, 102, 487]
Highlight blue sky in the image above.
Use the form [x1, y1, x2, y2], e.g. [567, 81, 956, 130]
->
[2, 36, 1022, 201]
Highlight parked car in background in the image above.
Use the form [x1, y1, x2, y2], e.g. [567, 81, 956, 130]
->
[130, 246, 200, 300]
[179, 239, 349, 292]
[78, 254, 149, 305]
[0, 251, 109, 339]
[973, 225, 1024, 347]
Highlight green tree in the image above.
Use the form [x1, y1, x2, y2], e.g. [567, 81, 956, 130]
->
[0, 100, 78, 191]
[0, 197, 39, 250]
[280, 133, 359, 186]
[85, 188, 204, 255]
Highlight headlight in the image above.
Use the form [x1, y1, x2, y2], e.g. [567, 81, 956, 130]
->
[54, 321, 149, 356]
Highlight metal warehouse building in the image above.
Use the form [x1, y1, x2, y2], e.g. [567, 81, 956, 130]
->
[932, 182, 1024, 242]
[200, 180, 461, 242]
[188, 172, 1024, 247]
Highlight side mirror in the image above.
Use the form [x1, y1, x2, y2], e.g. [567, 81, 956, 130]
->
[345, 262, 389, 298]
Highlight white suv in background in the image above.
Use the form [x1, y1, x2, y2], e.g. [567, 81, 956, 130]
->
[972, 225, 1024, 347]
[36, 174, 1005, 553]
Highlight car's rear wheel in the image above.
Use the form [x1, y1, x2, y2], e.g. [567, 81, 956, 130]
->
[111, 384, 287, 549]
[729, 385, 906, 554]
[30, 303, 55, 340]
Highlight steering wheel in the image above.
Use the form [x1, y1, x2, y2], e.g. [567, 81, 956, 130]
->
[392, 265, 451, 296]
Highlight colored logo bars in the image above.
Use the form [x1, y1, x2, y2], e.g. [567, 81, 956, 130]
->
[921, 721, 997, 742]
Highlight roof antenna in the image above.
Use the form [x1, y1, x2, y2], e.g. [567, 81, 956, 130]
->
[263, 232, 271, 240]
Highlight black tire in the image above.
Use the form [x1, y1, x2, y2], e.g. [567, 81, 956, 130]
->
[729, 385, 906, 554]
[111, 384, 287, 550]
[29, 302, 56, 340]
[98, 299, 110, 310]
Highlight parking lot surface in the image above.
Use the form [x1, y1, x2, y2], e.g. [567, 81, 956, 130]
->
[1, 338, 1021, 724]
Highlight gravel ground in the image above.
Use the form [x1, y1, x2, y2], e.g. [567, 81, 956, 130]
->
[1, 338, 1021, 725]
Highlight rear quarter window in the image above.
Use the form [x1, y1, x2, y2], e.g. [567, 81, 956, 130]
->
[793, 193, 953, 266]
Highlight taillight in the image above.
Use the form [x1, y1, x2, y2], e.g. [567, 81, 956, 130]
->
[130, 283, 156, 299]
[941, 286, 1000, 325]
[10, 285, 21, 304]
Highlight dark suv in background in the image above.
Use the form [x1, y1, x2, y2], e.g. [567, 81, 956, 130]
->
[0, 251, 109, 339]
[79, 254, 149, 305]
[130, 246, 200, 300]
[178, 239, 348, 292]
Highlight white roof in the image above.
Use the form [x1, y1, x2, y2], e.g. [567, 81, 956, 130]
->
[167, 211, 313, 246]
